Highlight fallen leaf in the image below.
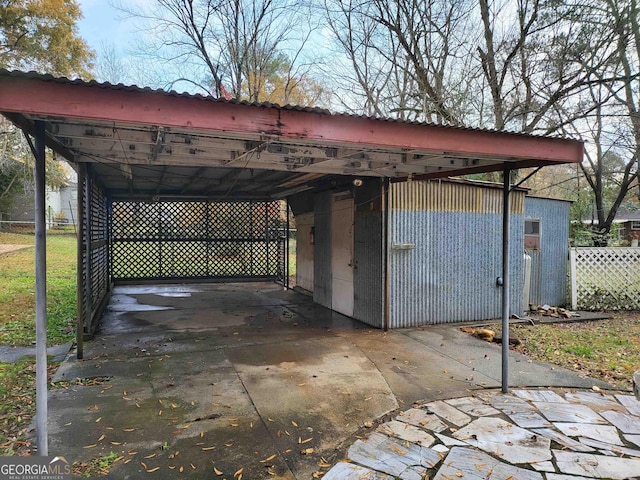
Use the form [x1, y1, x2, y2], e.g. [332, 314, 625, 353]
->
[83, 444, 97, 449]
[98, 434, 106, 441]
[141, 462, 147, 469]
[301, 448, 314, 455]
[214, 466, 223, 475]
[95, 417, 102, 423]
[123, 428, 135, 432]
[202, 446, 216, 451]
[144, 454, 157, 459]
[234, 468, 244, 477]
[291, 421, 298, 427]
[299, 437, 313, 444]
[146, 467, 159, 473]
[261, 454, 276, 463]
[111, 441, 122, 445]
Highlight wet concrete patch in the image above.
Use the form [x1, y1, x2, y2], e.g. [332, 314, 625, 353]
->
[46, 282, 631, 479]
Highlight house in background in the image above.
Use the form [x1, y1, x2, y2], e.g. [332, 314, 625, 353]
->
[291, 177, 570, 328]
[614, 208, 640, 245]
[8, 182, 78, 227]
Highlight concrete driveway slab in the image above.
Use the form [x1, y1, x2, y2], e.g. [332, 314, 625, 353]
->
[45, 282, 621, 479]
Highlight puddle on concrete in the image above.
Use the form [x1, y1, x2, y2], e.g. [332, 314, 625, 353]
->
[114, 286, 203, 295]
[108, 294, 175, 312]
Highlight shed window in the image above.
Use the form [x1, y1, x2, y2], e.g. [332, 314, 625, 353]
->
[525, 219, 541, 250]
[631, 221, 640, 230]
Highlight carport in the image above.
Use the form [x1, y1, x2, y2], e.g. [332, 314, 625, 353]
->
[0, 69, 583, 455]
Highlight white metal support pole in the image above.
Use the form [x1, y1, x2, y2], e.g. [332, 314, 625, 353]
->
[34, 120, 48, 455]
[501, 164, 511, 394]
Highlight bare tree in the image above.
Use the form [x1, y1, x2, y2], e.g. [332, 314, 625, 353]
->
[563, 0, 640, 244]
[324, 0, 476, 123]
[325, 0, 624, 133]
[115, 0, 319, 102]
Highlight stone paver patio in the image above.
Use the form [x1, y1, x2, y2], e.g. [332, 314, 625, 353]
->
[323, 388, 640, 480]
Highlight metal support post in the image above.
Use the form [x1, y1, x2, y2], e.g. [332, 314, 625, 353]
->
[84, 169, 92, 333]
[76, 164, 85, 360]
[285, 198, 290, 289]
[501, 165, 511, 393]
[34, 120, 48, 455]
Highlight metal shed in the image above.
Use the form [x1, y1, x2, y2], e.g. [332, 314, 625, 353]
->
[293, 178, 551, 328]
[0, 69, 584, 452]
[524, 196, 571, 307]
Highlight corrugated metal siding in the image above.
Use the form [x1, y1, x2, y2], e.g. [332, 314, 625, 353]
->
[525, 197, 570, 306]
[353, 179, 384, 328]
[313, 191, 332, 308]
[391, 180, 524, 214]
[388, 180, 525, 327]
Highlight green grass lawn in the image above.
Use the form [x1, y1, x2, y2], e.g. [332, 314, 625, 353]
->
[0, 231, 77, 455]
[0, 231, 77, 346]
[485, 314, 640, 389]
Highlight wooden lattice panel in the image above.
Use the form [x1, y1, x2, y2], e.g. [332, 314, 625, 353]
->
[570, 247, 640, 310]
[111, 200, 286, 282]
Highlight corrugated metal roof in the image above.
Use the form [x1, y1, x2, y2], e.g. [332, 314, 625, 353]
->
[0, 69, 570, 141]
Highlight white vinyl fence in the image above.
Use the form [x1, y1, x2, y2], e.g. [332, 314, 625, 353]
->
[570, 247, 640, 311]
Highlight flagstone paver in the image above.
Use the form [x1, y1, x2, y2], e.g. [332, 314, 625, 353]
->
[553, 450, 640, 479]
[395, 408, 448, 432]
[445, 396, 501, 417]
[347, 431, 442, 480]
[376, 419, 435, 447]
[601, 409, 640, 434]
[453, 417, 552, 464]
[625, 433, 640, 448]
[321, 462, 389, 480]
[577, 436, 640, 457]
[617, 394, 640, 416]
[423, 400, 471, 427]
[432, 447, 543, 480]
[566, 391, 621, 409]
[553, 422, 624, 445]
[324, 388, 640, 480]
[513, 389, 568, 403]
[533, 401, 606, 424]
[531, 427, 596, 452]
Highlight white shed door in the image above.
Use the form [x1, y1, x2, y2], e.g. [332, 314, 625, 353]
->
[331, 194, 354, 317]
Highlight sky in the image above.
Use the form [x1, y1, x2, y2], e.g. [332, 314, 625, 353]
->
[76, 0, 138, 52]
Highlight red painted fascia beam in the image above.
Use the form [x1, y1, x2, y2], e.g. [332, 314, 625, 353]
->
[0, 76, 584, 165]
